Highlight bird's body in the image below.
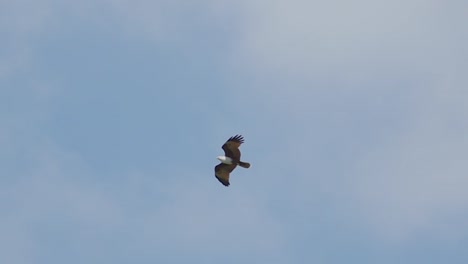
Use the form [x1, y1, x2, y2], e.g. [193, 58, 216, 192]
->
[214, 135, 251, 187]
[217, 155, 234, 164]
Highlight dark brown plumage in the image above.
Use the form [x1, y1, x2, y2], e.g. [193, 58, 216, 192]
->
[215, 135, 250, 187]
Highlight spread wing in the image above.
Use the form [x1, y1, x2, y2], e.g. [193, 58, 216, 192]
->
[221, 134, 244, 161]
[214, 163, 237, 187]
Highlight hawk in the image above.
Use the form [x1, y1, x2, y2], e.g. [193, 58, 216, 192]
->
[214, 135, 251, 187]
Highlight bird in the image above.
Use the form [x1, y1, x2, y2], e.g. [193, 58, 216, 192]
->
[214, 134, 251, 187]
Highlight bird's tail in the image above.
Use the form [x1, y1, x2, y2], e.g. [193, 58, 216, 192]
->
[238, 161, 251, 168]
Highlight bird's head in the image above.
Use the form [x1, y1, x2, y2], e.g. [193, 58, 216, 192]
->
[217, 156, 225, 162]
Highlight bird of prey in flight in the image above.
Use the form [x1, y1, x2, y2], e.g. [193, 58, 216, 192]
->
[214, 135, 251, 187]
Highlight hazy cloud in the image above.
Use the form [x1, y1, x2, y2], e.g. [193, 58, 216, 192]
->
[1, 0, 467, 263]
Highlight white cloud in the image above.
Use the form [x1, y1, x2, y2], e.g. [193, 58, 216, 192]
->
[0, 140, 120, 262]
[346, 84, 468, 239]
[0, 131, 289, 262]
[0, 0, 54, 80]
[222, 0, 468, 242]
[233, 0, 467, 74]
[139, 179, 288, 258]
[2, 0, 467, 253]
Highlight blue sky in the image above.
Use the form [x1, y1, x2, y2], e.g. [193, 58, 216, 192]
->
[1, 0, 468, 263]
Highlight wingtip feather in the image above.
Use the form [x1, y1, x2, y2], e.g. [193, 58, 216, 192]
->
[228, 134, 244, 144]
